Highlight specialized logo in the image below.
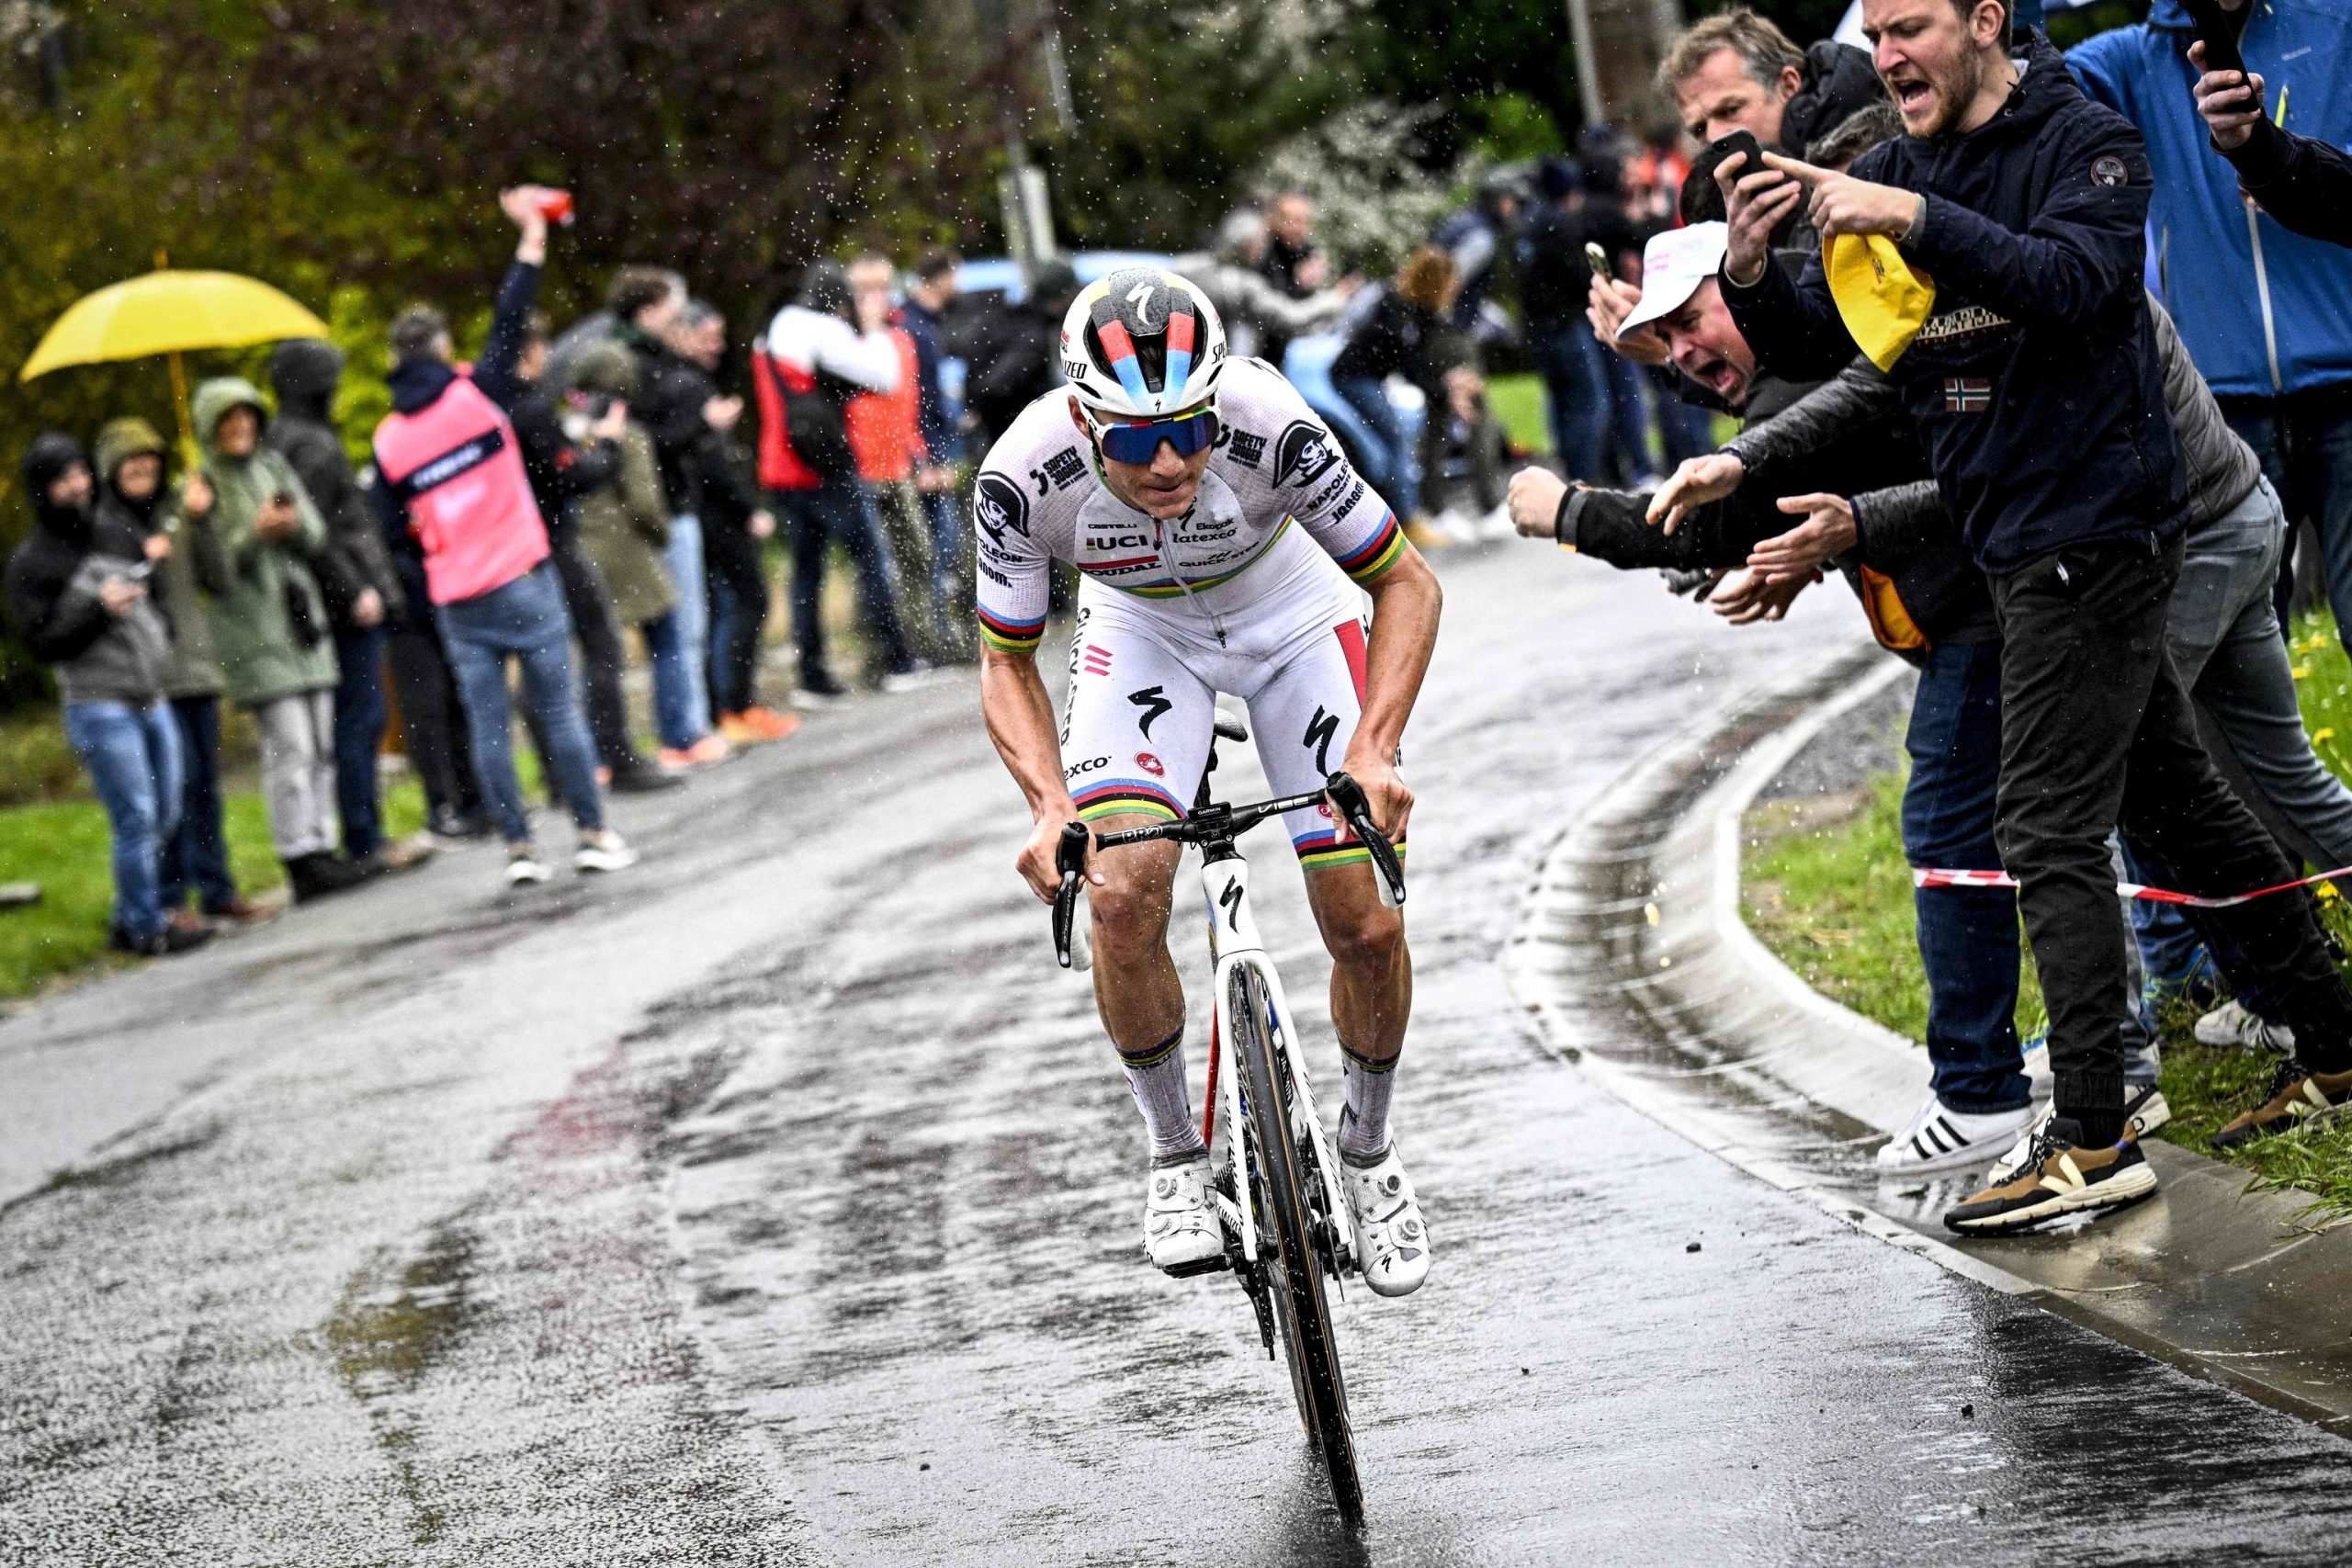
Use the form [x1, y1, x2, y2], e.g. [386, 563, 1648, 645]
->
[1273, 420, 1342, 489]
[1136, 751, 1166, 777]
[1127, 684, 1174, 740]
[1304, 705, 1340, 775]
[1941, 377, 1992, 414]
[1219, 877, 1244, 930]
[974, 471, 1030, 547]
[1127, 280, 1159, 326]
[2090, 154, 2129, 188]
[1064, 755, 1110, 781]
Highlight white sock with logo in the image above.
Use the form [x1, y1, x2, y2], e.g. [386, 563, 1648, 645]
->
[1119, 1026, 1204, 1160]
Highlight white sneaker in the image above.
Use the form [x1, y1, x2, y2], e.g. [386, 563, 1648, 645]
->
[1142, 1151, 1224, 1276]
[504, 849, 551, 886]
[1987, 1088, 2170, 1185]
[1433, 508, 1480, 546]
[1874, 1095, 2035, 1177]
[1476, 502, 1519, 542]
[574, 830, 638, 874]
[1340, 1143, 1430, 1298]
[2194, 998, 2294, 1051]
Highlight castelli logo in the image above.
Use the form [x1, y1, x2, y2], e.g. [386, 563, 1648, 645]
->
[1136, 752, 1165, 777]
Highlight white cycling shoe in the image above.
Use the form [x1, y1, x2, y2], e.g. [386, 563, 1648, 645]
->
[1142, 1150, 1225, 1276]
[1340, 1143, 1431, 1298]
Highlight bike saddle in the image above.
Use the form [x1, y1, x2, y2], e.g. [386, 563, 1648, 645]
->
[1215, 716, 1250, 744]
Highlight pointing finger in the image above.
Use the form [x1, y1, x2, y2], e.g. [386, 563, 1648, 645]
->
[1761, 152, 1828, 185]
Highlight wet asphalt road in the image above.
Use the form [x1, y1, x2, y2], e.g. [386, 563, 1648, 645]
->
[5, 544, 2349, 1566]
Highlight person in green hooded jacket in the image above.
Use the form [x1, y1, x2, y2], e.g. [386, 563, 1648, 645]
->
[182, 377, 366, 903]
[91, 416, 266, 925]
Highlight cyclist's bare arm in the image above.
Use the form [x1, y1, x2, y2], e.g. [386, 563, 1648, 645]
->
[1345, 547, 1442, 841]
[981, 645, 1095, 902]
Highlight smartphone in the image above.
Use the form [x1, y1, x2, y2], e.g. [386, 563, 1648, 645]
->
[1585, 242, 1611, 282]
[1710, 129, 1777, 188]
[2180, 0, 2247, 80]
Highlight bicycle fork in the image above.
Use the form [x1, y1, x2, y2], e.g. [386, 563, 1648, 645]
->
[1201, 857, 1360, 1277]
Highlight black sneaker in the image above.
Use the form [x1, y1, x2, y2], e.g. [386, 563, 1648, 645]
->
[428, 807, 493, 843]
[1942, 1117, 2158, 1235]
[606, 757, 686, 794]
[791, 673, 853, 709]
[285, 852, 369, 904]
[108, 921, 215, 957]
[2213, 1059, 2352, 1149]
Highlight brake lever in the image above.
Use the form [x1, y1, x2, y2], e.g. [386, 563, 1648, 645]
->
[1052, 820, 1094, 971]
[1324, 773, 1406, 910]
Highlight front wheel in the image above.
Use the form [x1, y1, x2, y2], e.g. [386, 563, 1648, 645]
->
[1231, 962, 1363, 1526]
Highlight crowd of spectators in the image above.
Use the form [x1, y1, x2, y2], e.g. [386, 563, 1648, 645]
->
[1502, 0, 2352, 1232]
[6, 188, 984, 947]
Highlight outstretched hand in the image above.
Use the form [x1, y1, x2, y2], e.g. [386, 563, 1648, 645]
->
[1747, 491, 1858, 582]
[1709, 567, 1811, 624]
[1508, 467, 1570, 539]
[499, 186, 552, 264]
[1761, 152, 1923, 241]
[2188, 43, 2267, 151]
[1646, 452, 1746, 534]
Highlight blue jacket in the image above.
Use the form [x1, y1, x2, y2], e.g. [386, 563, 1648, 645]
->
[1724, 32, 2188, 576]
[2068, 0, 2352, 398]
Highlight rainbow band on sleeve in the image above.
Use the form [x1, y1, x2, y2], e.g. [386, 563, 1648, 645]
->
[1294, 829, 1409, 874]
[1333, 511, 1406, 584]
[1073, 778, 1185, 823]
[977, 605, 1046, 654]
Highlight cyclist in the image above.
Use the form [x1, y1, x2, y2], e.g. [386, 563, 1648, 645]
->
[977, 267, 1443, 1297]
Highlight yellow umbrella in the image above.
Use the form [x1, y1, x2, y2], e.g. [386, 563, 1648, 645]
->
[17, 266, 333, 455]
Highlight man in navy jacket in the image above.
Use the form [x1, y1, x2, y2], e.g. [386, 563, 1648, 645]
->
[1721, 0, 2352, 1235]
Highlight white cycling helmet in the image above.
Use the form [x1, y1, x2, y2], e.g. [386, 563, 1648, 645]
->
[1059, 266, 1228, 420]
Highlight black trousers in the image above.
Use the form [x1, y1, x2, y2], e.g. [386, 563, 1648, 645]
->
[384, 616, 483, 822]
[1990, 531, 2352, 1122]
[701, 516, 771, 716]
[547, 533, 638, 768]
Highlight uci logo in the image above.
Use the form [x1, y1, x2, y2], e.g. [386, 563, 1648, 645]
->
[1086, 535, 1151, 550]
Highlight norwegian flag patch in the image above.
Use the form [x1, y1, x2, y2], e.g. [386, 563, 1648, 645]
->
[1942, 378, 1992, 414]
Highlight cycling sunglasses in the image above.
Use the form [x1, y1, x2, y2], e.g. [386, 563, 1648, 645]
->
[1085, 404, 1220, 466]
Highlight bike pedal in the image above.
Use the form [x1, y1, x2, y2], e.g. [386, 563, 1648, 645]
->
[1161, 1253, 1230, 1279]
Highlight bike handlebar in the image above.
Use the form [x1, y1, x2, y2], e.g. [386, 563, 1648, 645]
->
[1052, 773, 1405, 964]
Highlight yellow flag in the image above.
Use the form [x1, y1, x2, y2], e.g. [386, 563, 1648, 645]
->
[1825, 232, 1937, 372]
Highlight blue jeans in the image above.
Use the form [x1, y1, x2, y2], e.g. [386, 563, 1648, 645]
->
[2221, 397, 2352, 648]
[925, 490, 964, 622]
[332, 624, 389, 859]
[435, 564, 605, 843]
[1528, 322, 1611, 480]
[780, 483, 913, 684]
[64, 699, 183, 942]
[660, 514, 713, 739]
[1333, 377, 1421, 519]
[643, 608, 699, 751]
[1901, 642, 2031, 1113]
[1602, 351, 1652, 484]
[159, 694, 237, 914]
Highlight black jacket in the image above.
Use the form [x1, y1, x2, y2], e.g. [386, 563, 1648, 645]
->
[1779, 41, 1890, 157]
[618, 327, 713, 518]
[266, 339, 404, 629]
[1330, 288, 1453, 400]
[2221, 118, 2352, 249]
[1724, 32, 2188, 577]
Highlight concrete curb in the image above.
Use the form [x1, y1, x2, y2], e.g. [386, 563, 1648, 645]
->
[1508, 634, 2352, 1439]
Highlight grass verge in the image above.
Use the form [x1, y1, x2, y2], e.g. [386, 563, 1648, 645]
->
[1743, 612, 2352, 1217]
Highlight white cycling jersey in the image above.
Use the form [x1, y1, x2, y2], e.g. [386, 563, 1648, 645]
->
[970, 356, 1404, 656]
[973, 357, 1410, 867]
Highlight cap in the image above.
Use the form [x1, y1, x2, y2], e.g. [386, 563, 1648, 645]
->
[1825, 233, 1937, 372]
[1615, 222, 1729, 339]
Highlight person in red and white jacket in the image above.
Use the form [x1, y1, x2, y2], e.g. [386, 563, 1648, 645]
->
[752, 260, 926, 704]
[369, 189, 636, 886]
[845, 254, 952, 662]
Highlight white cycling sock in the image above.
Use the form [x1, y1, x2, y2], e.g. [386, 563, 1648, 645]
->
[1340, 1049, 1397, 1162]
[1119, 1026, 1203, 1159]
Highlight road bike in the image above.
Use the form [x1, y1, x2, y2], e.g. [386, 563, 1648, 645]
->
[1050, 716, 1405, 1527]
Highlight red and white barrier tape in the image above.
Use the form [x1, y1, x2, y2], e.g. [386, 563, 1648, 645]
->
[1915, 863, 2352, 909]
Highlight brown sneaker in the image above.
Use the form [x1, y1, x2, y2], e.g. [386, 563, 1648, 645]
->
[1942, 1119, 2158, 1235]
[2213, 1061, 2352, 1150]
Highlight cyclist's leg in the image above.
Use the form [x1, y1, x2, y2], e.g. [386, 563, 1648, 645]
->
[1060, 598, 1216, 1156]
[1245, 606, 1410, 1158]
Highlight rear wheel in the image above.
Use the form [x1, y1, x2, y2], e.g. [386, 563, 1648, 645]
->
[1231, 963, 1363, 1526]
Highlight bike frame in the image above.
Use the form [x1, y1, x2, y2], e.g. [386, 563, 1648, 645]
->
[1199, 854, 1359, 1279]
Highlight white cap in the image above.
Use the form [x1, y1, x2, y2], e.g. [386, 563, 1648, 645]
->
[1616, 222, 1729, 339]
